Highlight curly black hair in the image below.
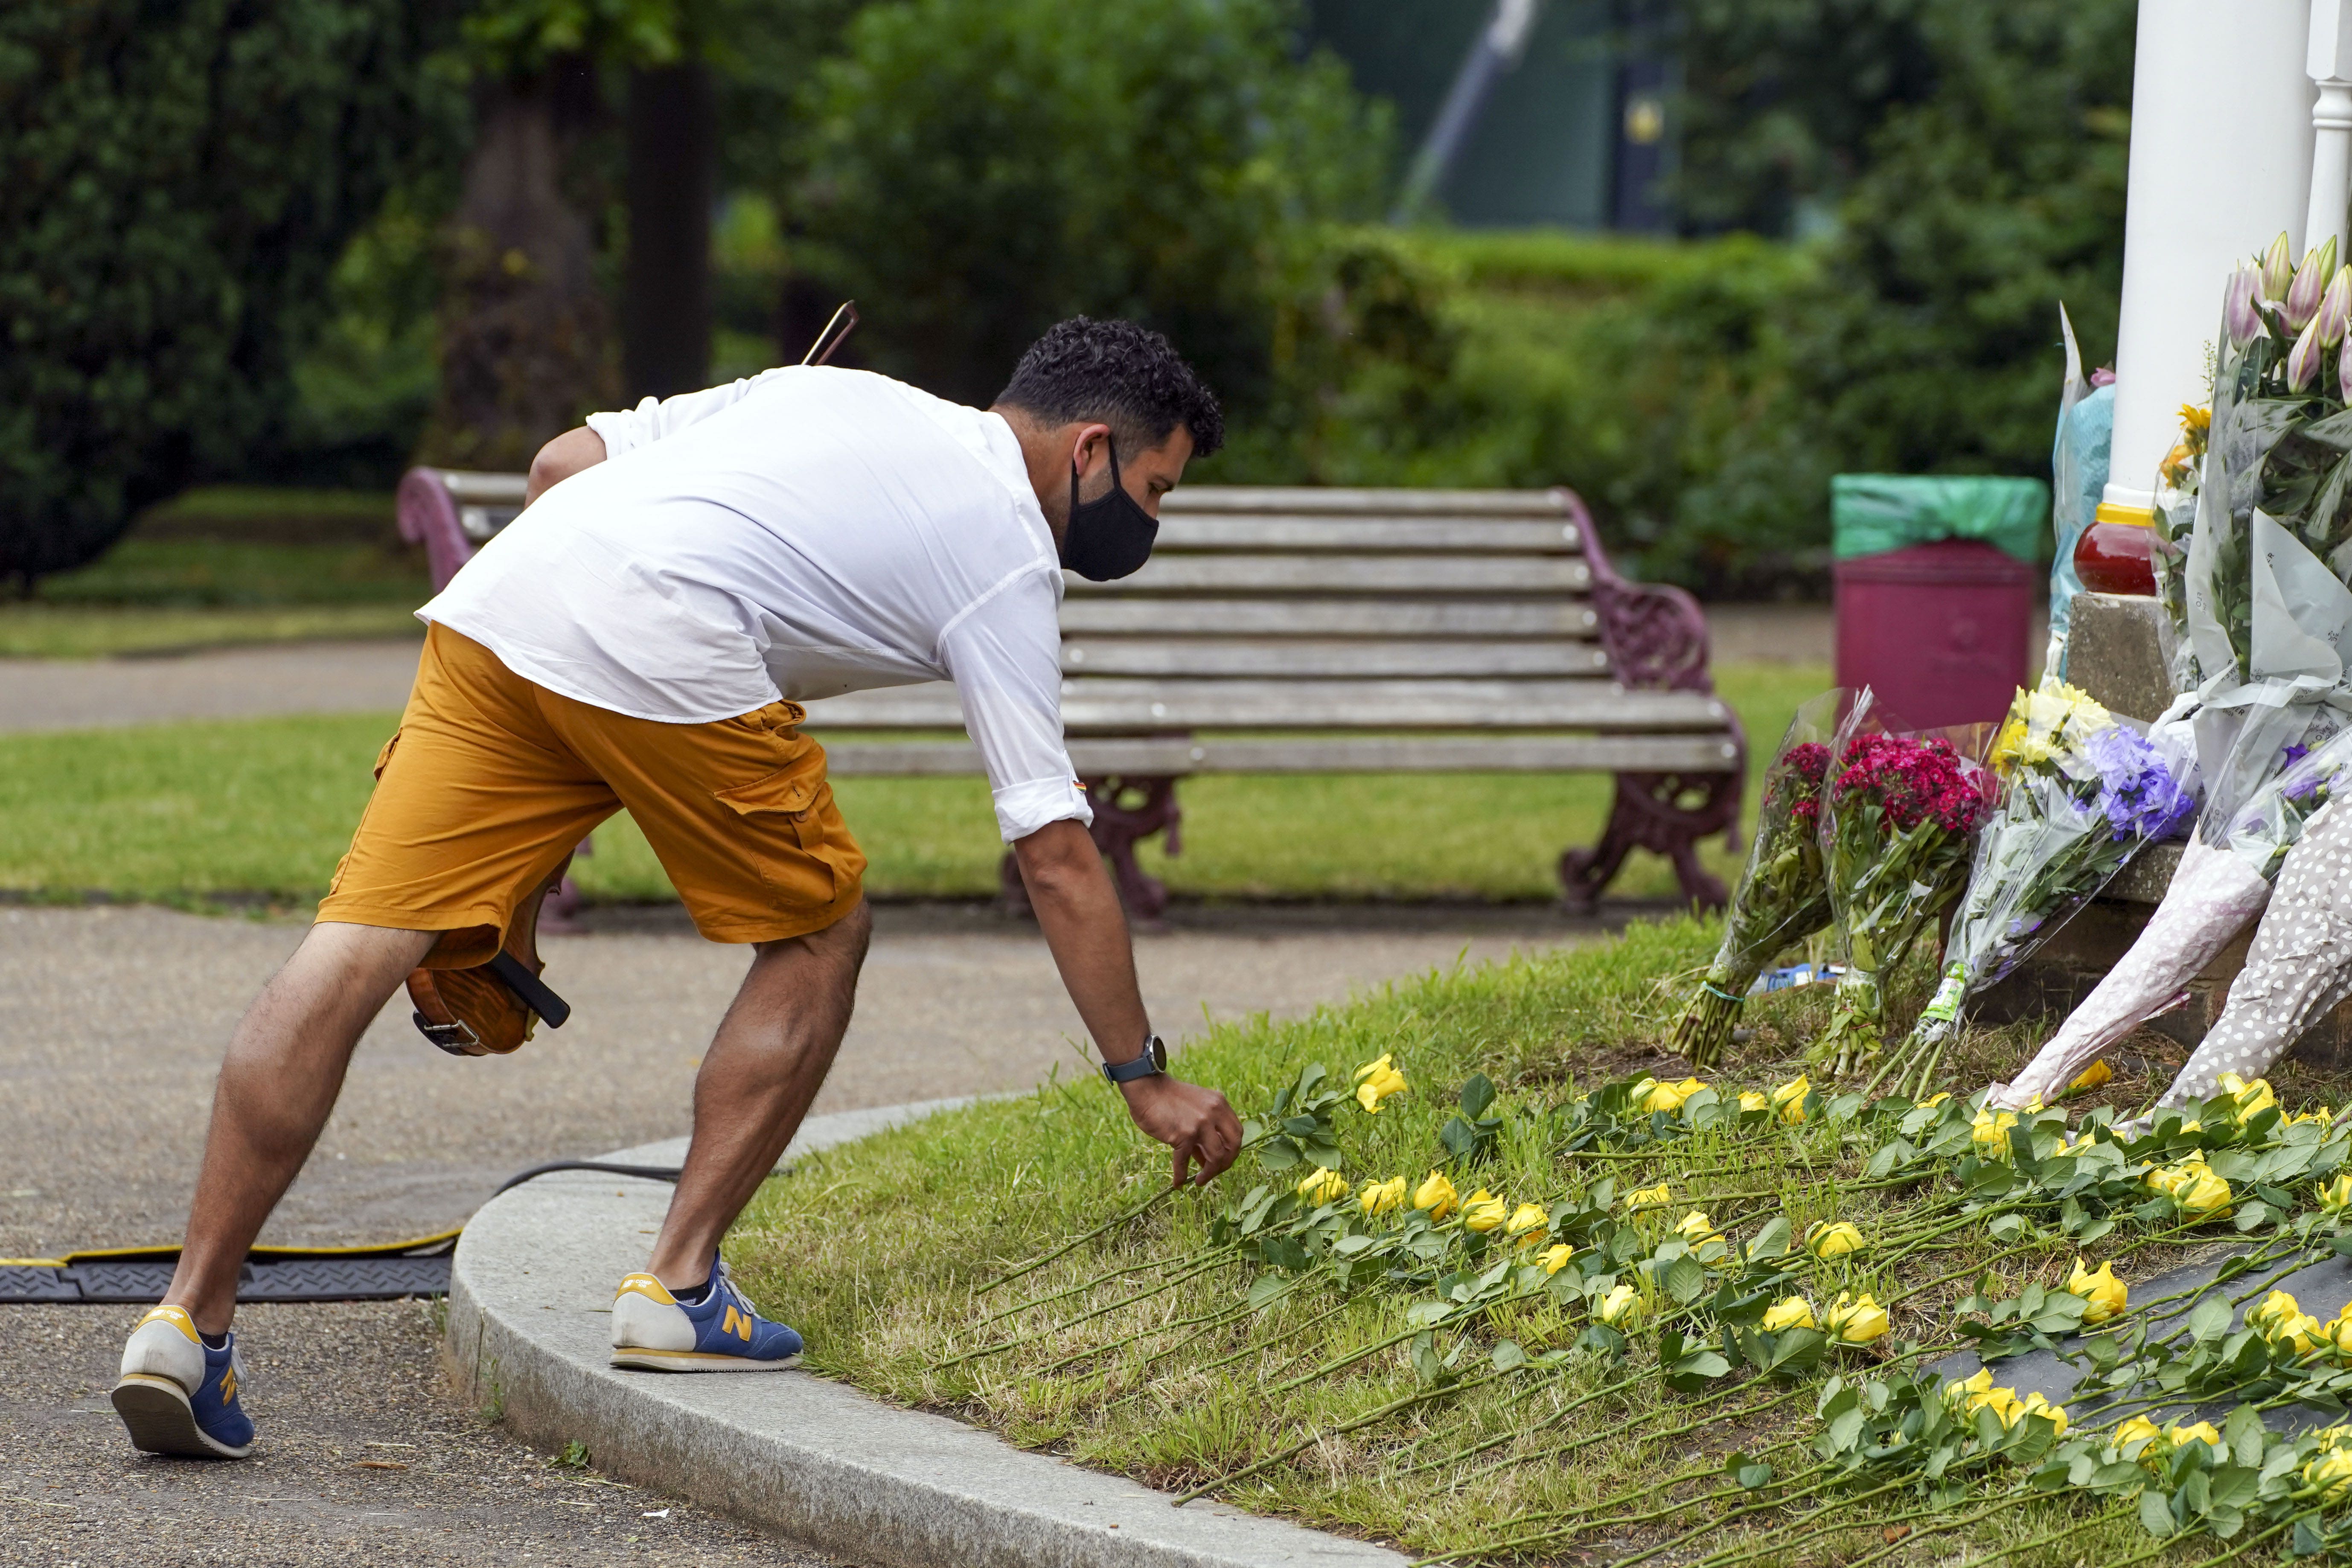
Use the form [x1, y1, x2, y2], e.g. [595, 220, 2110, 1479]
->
[993, 317, 1225, 460]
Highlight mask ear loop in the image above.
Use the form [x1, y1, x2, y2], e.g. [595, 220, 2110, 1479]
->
[1068, 430, 1123, 519]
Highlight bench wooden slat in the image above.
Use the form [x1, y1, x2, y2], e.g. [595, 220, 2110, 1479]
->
[1150, 516, 1581, 554]
[1062, 638, 1611, 678]
[821, 733, 1742, 777]
[1069, 555, 1592, 595]
[1058, 599, 1601, 637]
[1159, 487, 1569, 517]
[803, 678, 1728, 733]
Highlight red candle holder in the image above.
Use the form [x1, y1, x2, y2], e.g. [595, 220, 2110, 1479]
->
[2073, 502, 2157, 596]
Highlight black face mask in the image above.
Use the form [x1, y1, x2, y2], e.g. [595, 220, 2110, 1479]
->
[1059, 436, 1157, 581]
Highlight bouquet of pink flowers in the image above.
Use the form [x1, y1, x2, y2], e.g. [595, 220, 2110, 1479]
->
[1670, 691, 1845, 1067]
[1810, 698, 1997, 1077]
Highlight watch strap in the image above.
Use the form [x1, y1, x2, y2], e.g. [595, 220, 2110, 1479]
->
[1102, 1034, 1167, 1083]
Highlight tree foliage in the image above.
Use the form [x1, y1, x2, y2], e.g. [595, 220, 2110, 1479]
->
[782, 0, 1390, 409]
[0, 0, 461, 581]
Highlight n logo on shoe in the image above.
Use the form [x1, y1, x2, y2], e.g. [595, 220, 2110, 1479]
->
[220, 1366, 237, 1402]
[722, 1305, 753, 1341]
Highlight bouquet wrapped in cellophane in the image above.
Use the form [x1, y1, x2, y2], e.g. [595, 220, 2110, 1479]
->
[1670, 690, 1846, 1068]
[1997, 726, 2352, 1109]
[1810, 694, 1997, 1077]
[1868, 680, 2198, 1100]
[1991, 237, 2352, 1110]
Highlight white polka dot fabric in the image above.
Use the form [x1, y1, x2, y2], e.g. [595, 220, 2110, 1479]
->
[2156, 797, 2352, 1109]
[1995, 836, 2272, 1109]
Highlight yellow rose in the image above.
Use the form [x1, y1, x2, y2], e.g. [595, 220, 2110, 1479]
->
[2307, 1449, 2352, 1503]
[2253, 1292, 2322, 1353]
[1761, 1295, 1816, 1333]
[1634, 1076, 1706, 1114]
[1972, 1108, 2020, 1154]
[1918, 1092, 1951, 1109]
[1624, 1182, 1672, 1213]
[1824, 1291, 1889, 1345]
[1412, 1170, 1459, 1220]
[1770, 1075, 1811, 1125]
[1805, 1220, 1865, 1260]
[1596, 1281, 1644, 1327]
[1738, 1091, 1769, 1114]
[1943, 1367, 1994, 1408]
[2217, 1072, 2277, 1119]
[2250, 1290, 2301, 1336]
[2114, 1415, 2163, 1454]
[1352, 1054, 1409, 1114]
[2322, 1174, 2352, 1214]
[1297, 1166, 1349, 1206]
[2069, 1060, 2113, 1092]
[2176, 1167, 2233, 1218]
[2064, 1259, 2128, 1325]
[1462, 1187, 1509, 1233]
[2020, 1391, 2069, 1437]
[1506, 1203, 1549, 1245]
[1674, 1208, 1719, 1242]
[2168, 1421, 2224, 1455]
[1974, 1385, 2026, 1428]
[1357, 1175, 1408, 1216]
[1537, 1242, 1574, 1275]
[2320, 1310, 2352, 1362]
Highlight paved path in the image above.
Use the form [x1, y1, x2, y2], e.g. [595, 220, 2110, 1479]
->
[0, 605, 1852, 734]
[0, 899, 1595, 1564]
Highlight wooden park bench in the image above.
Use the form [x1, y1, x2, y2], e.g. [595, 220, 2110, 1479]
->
[398, 471, 1747, 919]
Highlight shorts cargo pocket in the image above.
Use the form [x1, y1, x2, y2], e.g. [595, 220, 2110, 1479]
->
[713, 760, 854, 908]
[330, 729, 405, 895]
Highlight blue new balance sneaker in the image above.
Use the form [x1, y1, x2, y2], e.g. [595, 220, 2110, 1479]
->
[112, 1304, 256, 1458]
[610, 1254, 803, 1372]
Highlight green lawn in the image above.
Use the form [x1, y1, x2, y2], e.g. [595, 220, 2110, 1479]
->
[0, 663, 1825, 906]
[723, 918, 2301, 1565]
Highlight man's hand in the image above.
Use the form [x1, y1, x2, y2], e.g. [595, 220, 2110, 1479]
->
[1012, 817, 1244, 1188]
[1120, 1073, 1244, 1187]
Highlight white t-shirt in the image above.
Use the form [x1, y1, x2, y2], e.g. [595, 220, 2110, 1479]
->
[419, 366, 1092, 843]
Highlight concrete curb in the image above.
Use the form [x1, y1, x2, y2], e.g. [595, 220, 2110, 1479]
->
[445, 1099, 1409, 1568]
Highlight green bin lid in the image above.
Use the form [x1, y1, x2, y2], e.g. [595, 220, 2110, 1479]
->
[1830, 474, 2047, 564]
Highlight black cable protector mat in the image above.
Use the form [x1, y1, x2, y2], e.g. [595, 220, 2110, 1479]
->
[0, 1255, 450, 1305]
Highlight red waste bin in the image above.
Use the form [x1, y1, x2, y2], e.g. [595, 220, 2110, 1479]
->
[1833, 538, 2034, 730]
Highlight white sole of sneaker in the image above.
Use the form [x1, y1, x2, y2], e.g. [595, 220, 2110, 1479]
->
[111, 1373, 253, 1459]
[608, 1349, 802, 1373]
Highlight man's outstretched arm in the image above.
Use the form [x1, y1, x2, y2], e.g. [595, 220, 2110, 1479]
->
[525, 426, 607, 506]
[1013, 817, 1243, 1186]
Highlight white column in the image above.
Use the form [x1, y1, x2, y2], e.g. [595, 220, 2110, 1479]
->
[2105, 0, 2313, 518]
[2310, 0, 2352, 259]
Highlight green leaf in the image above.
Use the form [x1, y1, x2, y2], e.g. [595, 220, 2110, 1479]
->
[2188, 1295, 2233, 1344]
[1489, 1338, 1527, 1372]
[1256, 1140, 1301, 1171]
[1246, 1272, 1291, 1311]
[1664, 1255, 1709, 1304]
[1458, 1073, 1496, 1120]
[2138, 1487, 2177, 1537]
[1745, 1216, 1792, 1262]
[1736, 1462, 1775, 1490]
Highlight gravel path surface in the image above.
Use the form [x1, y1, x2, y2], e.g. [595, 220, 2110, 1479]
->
[0, 898, 1589, 1564]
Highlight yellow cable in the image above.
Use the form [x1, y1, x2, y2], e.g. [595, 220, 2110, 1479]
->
[0, 1225, 465, 1270]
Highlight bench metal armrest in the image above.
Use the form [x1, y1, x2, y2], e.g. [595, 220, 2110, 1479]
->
[1554, 488, 1715, 696]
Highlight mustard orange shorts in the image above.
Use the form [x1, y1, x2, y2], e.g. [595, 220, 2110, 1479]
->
[318, 623, 866, 966]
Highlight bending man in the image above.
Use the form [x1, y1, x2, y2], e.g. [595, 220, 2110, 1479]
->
[113, 317, 1245, 1459]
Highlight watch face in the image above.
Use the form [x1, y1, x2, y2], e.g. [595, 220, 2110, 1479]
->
[1149, 1035, 1167, 1071]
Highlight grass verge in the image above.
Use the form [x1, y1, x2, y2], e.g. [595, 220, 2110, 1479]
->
[728, 925, 2333, 1565]
[0, 663, 1824, 905]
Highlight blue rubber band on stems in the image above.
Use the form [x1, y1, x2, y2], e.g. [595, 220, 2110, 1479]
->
[1702, 983, 1744, 1004]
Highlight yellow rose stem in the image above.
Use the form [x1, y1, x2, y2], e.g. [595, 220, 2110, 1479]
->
[1438, 1381, 1809, 1487]
[940, 1250, 1240, 1367]
[2098, 1508, 2311, 1568]
[1170, 1366, 1509, 1507]
[1399, 1367, 1691, 1479]
[1827, 1494, 2062, 1568]
[1033, 1270, 1274, 1376]
[975, 1182, 1182, 1295]
[1118, 1288, 1360, 1397]
[1726, 1488, 2087, 1568]
[1441, 1471, 1910, 1568]
[977, 1249, 1202, 1327]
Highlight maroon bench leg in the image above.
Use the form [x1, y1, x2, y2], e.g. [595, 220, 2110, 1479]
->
[1560, 770, 1740, 913]
[998, 776, 1183, 925]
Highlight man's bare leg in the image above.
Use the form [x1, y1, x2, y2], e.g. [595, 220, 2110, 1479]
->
[646, 900, 873, 1288]
[161, 922, 436, 1334]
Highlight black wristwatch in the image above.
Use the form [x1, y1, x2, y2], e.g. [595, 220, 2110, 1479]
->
[1102, 1034, 1167, 1085]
